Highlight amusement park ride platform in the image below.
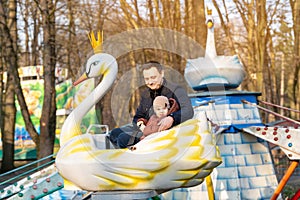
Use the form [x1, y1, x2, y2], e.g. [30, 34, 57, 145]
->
[3, 87, 299, 200]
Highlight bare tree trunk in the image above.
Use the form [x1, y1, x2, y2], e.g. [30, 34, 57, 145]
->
[192, 0, 206, 48]
[0, 0, 17, 172]
[31, 5, 39, 66]
[148, 0, 155, 26]
[120, 0, 140, 29]
[39, 0, 56, 162]
[0, 41, 4, 168]
[66, 0, 76, 79]
[1, 0, 42, 171]
[212, 0, 235, 55]
[1, 74, 16, 172]
[154, 0, 163, 27]
[184, 0, 192, 37]
[23, 0, 31, 66]
[291, 0, 300, 119]
[280, 54, 285, 115]
[0, 35, 4, 154]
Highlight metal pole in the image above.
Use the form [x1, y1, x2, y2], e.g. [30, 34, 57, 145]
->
[270, 161, 299, 200]
[258, 100, 300, 113]
[205, 175, 215, 200]
[242, 100, 300, 126]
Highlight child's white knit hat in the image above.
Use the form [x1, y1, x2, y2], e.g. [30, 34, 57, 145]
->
[153, 96, 170, 108]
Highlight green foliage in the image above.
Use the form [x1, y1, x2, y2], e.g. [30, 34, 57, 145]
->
[282, 183, 300, 199]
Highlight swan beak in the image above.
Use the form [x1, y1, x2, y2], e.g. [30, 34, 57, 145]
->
[207, 21, 213, 29]
[73, 73, 88, 86]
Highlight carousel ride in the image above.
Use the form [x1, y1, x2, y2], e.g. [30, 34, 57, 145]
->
[1, 8, 300, 200]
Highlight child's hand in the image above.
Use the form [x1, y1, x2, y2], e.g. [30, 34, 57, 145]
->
[137, 121, 146, 131]
[140, 135, 146, 140]
[140, 124, 146, 131]
[158, 116, 174, 131]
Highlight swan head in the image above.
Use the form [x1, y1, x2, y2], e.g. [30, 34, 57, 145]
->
[205, 7, 214, 29]
[73, 53, 117, 86]
[207, 19, 214, 29]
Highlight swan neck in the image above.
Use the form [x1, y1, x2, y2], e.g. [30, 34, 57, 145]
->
[59, 64, 117, 146]
[205, 28, 217, 58]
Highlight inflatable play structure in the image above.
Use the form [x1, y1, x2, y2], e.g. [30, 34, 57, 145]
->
[1, 9, 300, 200]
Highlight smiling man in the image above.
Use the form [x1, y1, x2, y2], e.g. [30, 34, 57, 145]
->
[109, 61, 194, 148]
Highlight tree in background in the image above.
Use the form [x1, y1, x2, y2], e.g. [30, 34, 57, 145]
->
[291, 0, 300, 119]
[210, 0, 299, 122]
[0, 0, 38, 172]
[38, 0, 57, 162]
[0, 0, 58, 170]
[0, 0, 19, 172]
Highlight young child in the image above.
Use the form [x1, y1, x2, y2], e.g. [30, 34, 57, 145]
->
[137, 95, 179, 140]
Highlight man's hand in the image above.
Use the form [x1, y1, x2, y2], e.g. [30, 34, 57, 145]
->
[158, 116, 174, 132]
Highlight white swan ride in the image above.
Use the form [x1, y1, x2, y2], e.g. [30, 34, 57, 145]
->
[184, 9, 246, 90]
[55, 31, 222, 192]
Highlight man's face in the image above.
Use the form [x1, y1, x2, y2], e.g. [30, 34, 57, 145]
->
[143, 67, 164, 90]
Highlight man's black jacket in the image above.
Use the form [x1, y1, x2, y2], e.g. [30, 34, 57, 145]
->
[133, 78, 194, 127]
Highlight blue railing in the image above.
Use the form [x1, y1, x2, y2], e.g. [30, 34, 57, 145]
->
[0, 154, 55, 188]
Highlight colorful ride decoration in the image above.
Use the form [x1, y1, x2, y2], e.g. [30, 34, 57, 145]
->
[1, 73, 98, 159]
[14, 77, 97, 140]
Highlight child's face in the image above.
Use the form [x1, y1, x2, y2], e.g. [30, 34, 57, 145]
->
[154, 105, 169, 118]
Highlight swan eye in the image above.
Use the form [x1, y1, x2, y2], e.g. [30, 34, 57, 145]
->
[92, 61, 99, 66]
[87, 61, 99, 74]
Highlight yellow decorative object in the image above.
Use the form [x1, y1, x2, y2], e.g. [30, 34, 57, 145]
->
[88, 31, 103, 53]
[207, 8, 212, 16]
[55, 33, 222, 192]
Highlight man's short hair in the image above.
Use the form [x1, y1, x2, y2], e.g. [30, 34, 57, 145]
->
[140, 61, 163, 73]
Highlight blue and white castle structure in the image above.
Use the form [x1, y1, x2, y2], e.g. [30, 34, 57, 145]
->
[162, 9, 300, 200]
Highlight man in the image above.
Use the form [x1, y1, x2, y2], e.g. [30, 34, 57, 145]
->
[109, 61, 194, 148]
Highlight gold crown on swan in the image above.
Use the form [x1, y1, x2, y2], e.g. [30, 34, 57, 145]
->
[206, 7, 212, 15]
[88, 31, 103, 53]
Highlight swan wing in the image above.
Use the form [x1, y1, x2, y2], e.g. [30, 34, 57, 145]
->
[56, 119, 222, 191]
